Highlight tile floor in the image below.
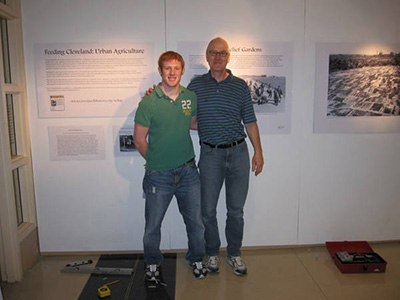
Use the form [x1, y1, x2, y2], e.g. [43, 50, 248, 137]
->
[2, 243, 400, 300]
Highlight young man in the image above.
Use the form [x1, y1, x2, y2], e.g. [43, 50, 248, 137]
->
[134, 51, 207, 281]
[187, 37, 264, 276]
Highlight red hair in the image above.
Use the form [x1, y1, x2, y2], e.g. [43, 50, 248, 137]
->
[158, 51, 185, 69]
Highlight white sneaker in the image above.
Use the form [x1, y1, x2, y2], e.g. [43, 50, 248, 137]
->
[191, 261, 207, 279]
[226, 256, 247, 276]
[206, 255, 219, 273]
[145, 264, 161, 282]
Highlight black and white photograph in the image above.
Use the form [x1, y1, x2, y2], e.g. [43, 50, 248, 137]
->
[119, 134, 136, 152]
[314, 43, 400, 133]
[243, 75, 286, 114]
[113, 126, 138, 157]
[327, 53, 400, 117]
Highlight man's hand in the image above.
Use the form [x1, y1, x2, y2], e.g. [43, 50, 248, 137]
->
[143, 84, 157, 98]
[252, 151, 264, 176]
[245, 122, 264, 176]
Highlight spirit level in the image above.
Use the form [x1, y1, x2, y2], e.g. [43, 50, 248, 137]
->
[61, 266, 133, 276]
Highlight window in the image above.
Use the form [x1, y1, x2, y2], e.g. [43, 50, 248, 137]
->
[6, 94, 17, 156]
[1, 17, 11, 83]
[1, 14, 24, 226]
[0, 0, 37, 282]
[12, 168, 23, 225]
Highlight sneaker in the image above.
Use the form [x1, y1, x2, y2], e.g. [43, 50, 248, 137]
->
[191, 261, 207, 279]
[145, 264, 161, 282]
[206, 255, 219, 273]
[226, 256, 248, 276]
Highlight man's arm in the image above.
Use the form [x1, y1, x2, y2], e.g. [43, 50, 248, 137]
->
[134, 123, 150, 159]
[190, 116, 198, 130]
[245, 121, 264, 176]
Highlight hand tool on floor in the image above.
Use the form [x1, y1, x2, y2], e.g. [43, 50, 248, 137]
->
[98, 280, 120, 298]
[65, 260, 93, 267]
[62, 266, 133, 275]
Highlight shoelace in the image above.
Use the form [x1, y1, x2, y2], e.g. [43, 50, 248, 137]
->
[147, 265, 167, 286]
[148, 264, 158, 273]
[194, 262, 203, 270]
[232, 257, 244, 267]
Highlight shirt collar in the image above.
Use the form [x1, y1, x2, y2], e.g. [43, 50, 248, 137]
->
[155, 83, 185, 99]
[207, 69, 233, 82]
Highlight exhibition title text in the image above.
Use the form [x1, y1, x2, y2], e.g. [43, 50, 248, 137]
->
[44, 48, 145, 56]
[230, 46, 262, 52]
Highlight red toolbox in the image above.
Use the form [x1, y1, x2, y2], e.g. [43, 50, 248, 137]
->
[326, 241, 387, 273]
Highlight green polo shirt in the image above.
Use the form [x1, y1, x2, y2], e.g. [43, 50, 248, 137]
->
[134, 84, 197, 171]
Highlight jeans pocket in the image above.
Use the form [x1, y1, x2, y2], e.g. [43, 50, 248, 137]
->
[200, 145, 214, 155]
[237, 141, 248, 153]
[145, 169, 160, 177]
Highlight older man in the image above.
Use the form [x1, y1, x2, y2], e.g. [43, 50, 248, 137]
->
[187, 37, 264, 276]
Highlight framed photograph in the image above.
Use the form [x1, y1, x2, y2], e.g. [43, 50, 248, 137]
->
[113, 126, 138, 157]
[314, 43, 400, 133]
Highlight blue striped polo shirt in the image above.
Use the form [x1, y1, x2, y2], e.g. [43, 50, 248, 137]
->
[187, 69, 257, 145]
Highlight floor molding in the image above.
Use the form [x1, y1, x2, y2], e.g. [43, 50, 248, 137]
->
[40, 240, 400, 256]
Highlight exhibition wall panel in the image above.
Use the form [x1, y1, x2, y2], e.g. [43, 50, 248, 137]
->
[20, 0, 400, 252]
[166, 0, 305, 248]
[22, 0, 165, 252]
[300, 0, 400, 243]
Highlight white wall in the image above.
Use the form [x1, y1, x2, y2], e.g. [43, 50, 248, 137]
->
[21, 0, 400, 252]
[300, 0, 400, 243]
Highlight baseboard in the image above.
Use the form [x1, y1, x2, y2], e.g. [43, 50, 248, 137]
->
[40, 240, 400, 256]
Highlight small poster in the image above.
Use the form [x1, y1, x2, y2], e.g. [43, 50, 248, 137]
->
[35, 42, 154, 118]
[178, 41, 293, 134]
[48, 126, 105, 161]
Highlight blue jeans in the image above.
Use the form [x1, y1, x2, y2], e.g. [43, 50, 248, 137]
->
[199, 141, 250, 257]
[142, 160, 205, 265]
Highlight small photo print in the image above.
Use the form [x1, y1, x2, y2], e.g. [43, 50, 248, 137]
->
[119, 134, 136, 152]
[242, 75, 286, 114]
[50, 95, 65, 111]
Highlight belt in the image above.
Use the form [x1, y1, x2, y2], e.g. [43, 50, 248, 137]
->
[184, 157, 195, 165]
[200, 139, 245, 149]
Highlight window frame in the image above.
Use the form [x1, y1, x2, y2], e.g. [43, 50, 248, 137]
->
[0, 0, 37, 282]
